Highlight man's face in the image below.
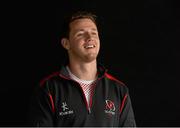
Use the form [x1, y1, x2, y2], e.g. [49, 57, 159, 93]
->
[66, 18, 100, 63]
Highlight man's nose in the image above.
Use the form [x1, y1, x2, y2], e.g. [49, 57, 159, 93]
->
[85, 33, 93, 41]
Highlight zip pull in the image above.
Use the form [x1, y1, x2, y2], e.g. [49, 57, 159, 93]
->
[88, 107, 91, 114]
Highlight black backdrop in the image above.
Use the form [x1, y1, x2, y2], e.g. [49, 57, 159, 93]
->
[1, 0, 180, 126]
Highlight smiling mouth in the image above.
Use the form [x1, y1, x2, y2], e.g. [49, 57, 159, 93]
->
[84, 44, 96, 49]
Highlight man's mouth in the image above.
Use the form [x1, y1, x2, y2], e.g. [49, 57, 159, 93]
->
[84, 44, 96, 49]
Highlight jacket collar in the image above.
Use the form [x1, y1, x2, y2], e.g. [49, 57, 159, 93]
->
[59, 63, 107, 80]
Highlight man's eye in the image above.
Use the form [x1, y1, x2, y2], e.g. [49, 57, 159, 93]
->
[92, 32, 97, 35]
[77, 33, 83, 36]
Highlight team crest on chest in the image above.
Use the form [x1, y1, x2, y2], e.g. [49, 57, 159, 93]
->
[104, 100, 116, 115]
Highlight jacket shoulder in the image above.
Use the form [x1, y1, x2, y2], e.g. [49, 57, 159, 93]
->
[39, 71, 60, 87]
[105, 72, 126, 87]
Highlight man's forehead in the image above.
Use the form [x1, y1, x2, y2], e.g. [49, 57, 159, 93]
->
[75, 28, 98, 32]
[70, 18, 96, 27]
[69, 19, 97, 33]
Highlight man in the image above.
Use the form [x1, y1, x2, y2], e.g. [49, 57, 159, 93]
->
[28, 11, 136, 127]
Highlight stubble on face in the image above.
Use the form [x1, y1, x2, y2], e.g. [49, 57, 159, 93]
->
[68, 18, 100, 63]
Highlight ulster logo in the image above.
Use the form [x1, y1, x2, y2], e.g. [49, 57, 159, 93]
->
[104, 100, 115, 115]
[59, 102, 74, 116]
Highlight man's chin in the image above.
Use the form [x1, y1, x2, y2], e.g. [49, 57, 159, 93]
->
[83, 54, 97, 63]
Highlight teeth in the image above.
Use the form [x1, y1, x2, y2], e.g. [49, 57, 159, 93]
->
[84, 45, 95, 49]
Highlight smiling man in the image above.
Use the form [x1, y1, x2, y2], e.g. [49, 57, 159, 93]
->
[28, 11, 136, 127]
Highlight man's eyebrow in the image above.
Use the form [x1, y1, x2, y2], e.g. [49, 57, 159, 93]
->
[91, 28, 98, 31]
[76, 29, 85, 32]
[76, 28, 97, 32]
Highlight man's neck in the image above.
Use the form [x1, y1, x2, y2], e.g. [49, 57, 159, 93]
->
[68, 60, 97, 81]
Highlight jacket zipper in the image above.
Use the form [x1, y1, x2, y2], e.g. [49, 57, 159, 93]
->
[59, 74, 91, 113]
[88, 107, 91, 114]
[76, 82, 91, 114]
[59, 73, 105, 114]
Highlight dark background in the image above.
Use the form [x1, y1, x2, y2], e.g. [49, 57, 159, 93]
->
[1, 0, 180, 126]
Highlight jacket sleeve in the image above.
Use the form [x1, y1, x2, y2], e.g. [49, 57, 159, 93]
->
[27, 85, 55, 126]
[119, 90, 136, 127]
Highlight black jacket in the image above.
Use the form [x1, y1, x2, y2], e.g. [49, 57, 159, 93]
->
[28, 64, 136, 127]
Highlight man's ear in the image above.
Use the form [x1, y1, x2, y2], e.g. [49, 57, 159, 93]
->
[61, 38, 70, 50]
